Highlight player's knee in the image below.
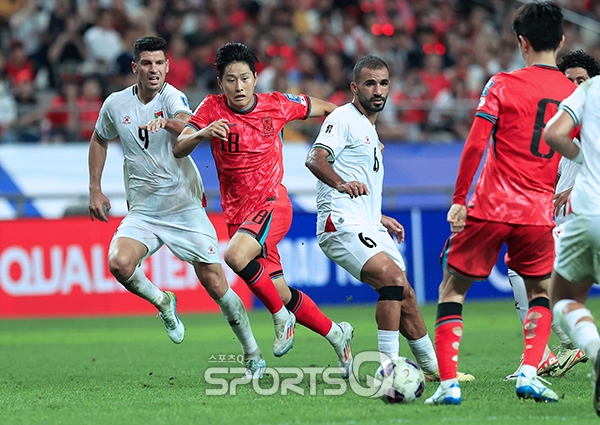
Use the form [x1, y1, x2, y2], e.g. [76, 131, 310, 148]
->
[223, 245, 249, 272]
[108, 254, 136, 282]
[377, 285, 404, 302]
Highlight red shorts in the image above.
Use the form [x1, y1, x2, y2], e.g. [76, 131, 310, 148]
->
[227, 193, 292, 279]
[440, 216, 554, 281]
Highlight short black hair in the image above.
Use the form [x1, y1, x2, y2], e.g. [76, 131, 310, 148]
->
[214, 42, 259, 79]
[133, 36, 167, 62]
[558, 50, 600, 78]
[511, 1, 563, 52]
[352, 55, 389, 82]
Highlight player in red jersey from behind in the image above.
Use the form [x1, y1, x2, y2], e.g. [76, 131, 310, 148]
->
[174, 42, 354, 377]
[425, 1, 575, 405]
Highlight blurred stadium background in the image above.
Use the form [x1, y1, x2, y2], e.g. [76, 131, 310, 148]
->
[1, 0, 599, 318]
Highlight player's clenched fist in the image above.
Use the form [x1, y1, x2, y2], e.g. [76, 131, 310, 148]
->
[337, 181, 370, 198]
[201, 119, 230, 141]
[447, 203, 467, 233]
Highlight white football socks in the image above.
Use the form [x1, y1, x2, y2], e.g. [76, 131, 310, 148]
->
[215, 287, 259, 356]
[123, 266, 166, 308]
[407, 334, 438, 373]
[378, 329, 399, 363]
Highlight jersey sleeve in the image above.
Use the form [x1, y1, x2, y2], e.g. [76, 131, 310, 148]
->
[94, 94, 118, 141]
[474, 75, 503, 124]
[276, 92, 311, 121]
[187, 96, 214, 131]
[312, 110, 350, 160]
[164, 85, 192, 118]
[559, 81, 589, 126]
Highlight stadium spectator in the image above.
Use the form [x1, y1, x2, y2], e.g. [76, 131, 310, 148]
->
[77, 76, 103, 140]
[46, 77, 80, 142]
[13, 78, 46, 143]
[5, 40, 35, 86]
[165, 33, 195, 90]
[82, 8, 122, 73]
[0, 52, 18, 144]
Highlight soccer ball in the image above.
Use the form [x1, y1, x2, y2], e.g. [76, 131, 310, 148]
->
[374, 356, 425, 404]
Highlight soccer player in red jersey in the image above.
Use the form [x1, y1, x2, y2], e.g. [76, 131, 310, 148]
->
[174, 42, 354, 377]
[425, 1, 575, 405]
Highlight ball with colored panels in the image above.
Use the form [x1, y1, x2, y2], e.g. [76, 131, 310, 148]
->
[375, 356, 425, 404]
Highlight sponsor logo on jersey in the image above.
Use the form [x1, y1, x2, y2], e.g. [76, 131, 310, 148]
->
[365, 136, 371, 144]
[262, 117, 274, 135]
[285, 93, 307, 106]
[181, 96, 190, 108]
[154, 110, 163, 119]
[122, 116, 131, 124]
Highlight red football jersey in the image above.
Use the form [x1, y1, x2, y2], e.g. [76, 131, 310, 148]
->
[453, 65, 576, 226]
[187, 92, 311, 224]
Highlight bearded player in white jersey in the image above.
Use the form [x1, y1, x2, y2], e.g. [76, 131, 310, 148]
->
[305, 55, 473, 382]
[87, 36, 265, 378]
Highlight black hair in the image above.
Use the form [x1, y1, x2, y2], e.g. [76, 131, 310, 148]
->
[352, 55, 389, 82]
[511, 1, 563, 52]
[133, 36, 168, 63]
[558, 50, 600, 78]
[214, 42, 259, 79]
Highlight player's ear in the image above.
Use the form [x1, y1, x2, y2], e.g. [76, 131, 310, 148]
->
[131, 61, 137, 74]
[350, 81, 358, 95]
[253, 72, 258, 87]
[556, 35, 565, 53]
[217, 76, 222, 90]
[165, 58, 170, 73]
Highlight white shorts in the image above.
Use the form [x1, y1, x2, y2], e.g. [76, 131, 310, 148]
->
[113, 208, 221, 265]
[318, 224, 406, 281]
[554, 214, 600, 284]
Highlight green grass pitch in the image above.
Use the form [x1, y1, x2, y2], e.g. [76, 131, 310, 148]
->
[0, 298, 599, 425]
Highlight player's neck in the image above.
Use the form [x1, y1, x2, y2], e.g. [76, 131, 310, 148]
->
[525, 51, 557, 68]
[135, 84, 161, 105]
[351, 99, 378, 125]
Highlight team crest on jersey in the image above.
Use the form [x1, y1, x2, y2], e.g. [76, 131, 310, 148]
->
[208, 246, 216, 255]
[181, 95, 189, 108]
[154, 110, 163, 119]
[365, 136, 371, 144]
[122, 116, 131, 124]
[262, 117, 274, 135]
[285, 93, 307, 106]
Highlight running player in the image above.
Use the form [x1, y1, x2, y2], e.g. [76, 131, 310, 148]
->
[306, 55, 474, 383]
[545, 64, 600, 418]
[505, 49, 600, 380]
[425, 1, 575, 405]
[88, 36, 265, 378]
[174, 42, 354, 377]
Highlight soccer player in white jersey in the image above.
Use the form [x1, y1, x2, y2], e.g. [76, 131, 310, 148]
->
[505, 50, 600, 380]
[545, 72, 600, 417]
[305, 55, 474, 382]
[87, 36, 265, 378]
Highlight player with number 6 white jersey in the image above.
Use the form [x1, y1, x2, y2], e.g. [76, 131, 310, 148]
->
[312, 102, 405, 279]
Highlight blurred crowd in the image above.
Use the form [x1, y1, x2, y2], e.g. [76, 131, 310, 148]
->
[0, 0, 599, 144]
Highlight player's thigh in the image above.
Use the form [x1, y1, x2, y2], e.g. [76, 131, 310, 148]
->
[555, 214, 600, 285]
[154, 208, 222, 264]
[318, 224, 405, 284]
[233, 201, 292, 261]
[440, 217, 508, 280]
[111, 213, 162, 266]
[506, 224, 554, 279]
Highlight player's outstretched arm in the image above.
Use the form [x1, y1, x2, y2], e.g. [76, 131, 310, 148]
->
[305, 146, 369, 198]
[381, 215, 405, 242]
[308, 97, 337, 117]
[545, 110, 581, 163]
[173, 119, 230, 158]
[143, 112, 191, 136]
[88, 131, 111, 222]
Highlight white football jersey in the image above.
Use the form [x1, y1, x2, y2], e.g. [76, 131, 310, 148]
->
[95, 83, 203, 216]
[312, 102, 383, 234]
[559, 75, 600, 216]
[555, 138, 580, 225]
